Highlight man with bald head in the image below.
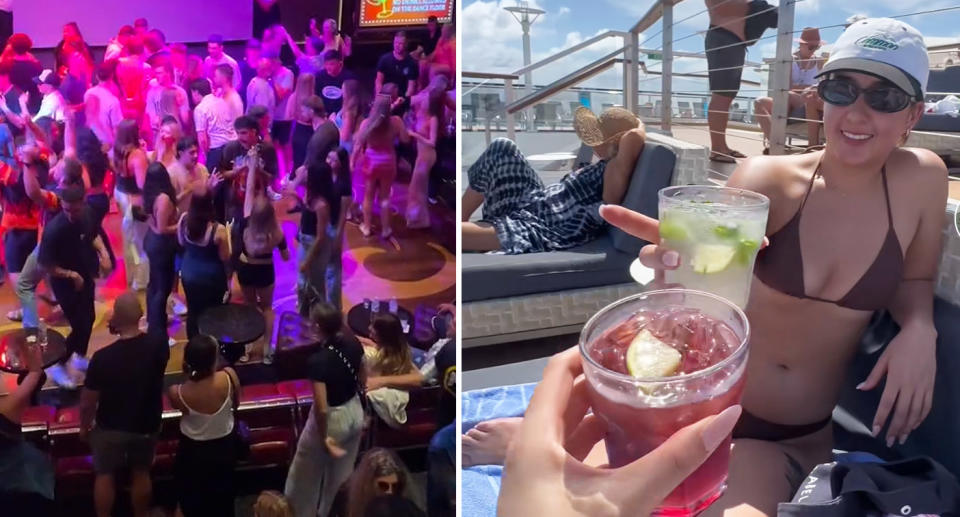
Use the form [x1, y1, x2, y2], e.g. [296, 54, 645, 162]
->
[80, 292, 169, 517]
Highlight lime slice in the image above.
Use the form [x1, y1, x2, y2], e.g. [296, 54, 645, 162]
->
[659, 219, 688, 241]
[626, 329, 682, 379]
[691, 244, 737, 274]
[713, 224, 740, 240]
[736, 239, 760, 265]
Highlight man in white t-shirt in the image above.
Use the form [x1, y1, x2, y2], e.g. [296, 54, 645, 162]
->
[204, 34, 241, 90]
[267, 52, 294, 177]
[83, 63, 123, 145]
[144, 60, 189, 137]
[104, 25, 134, 62]
[214, 64, 243, 120]
[33, 70, 65, 122]
[191, 78, 237, 171]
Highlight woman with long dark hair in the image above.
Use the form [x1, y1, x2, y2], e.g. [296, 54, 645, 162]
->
[405, 77, 445, 229]
[112, 118, 150, 290]
[284, 303, 365, 517]
[75, 126, 116, 272]
[141, 161, 178, 338]
[53, 22, 94, 79]
[167, 334, 241, 516]
[177, 189, 230, 338]
[236, 166, 289, 362]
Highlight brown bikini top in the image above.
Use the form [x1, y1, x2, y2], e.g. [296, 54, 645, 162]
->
[754, 163, 903, 311]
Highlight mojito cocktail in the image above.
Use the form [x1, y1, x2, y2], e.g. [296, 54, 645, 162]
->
[581, 290, 750, 516]
[659, 186, 769, 309]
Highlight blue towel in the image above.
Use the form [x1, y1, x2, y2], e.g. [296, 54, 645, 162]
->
[461, 382, 538, 517]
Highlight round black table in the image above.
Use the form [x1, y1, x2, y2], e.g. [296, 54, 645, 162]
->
[197, 303, 266, 364]
[0, 328, 67, 374]
[346, 304, 415, 340]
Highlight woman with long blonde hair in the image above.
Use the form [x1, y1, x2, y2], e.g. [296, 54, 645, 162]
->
[352, 95, 408, 239]
[236, 165, 289, 362]
[289, 72, 316, 170]
[151, 115, 181, 168]
[405, 76, 446, 229]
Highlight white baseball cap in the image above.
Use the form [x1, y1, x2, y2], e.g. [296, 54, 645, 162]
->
[816, 18, 928, 100]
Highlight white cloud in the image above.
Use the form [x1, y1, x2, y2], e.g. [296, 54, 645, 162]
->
[558, 6, 571, 16]
[796, 0, 821, 14]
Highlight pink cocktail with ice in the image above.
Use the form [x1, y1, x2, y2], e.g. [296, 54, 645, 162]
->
[580, 289, 750, 516]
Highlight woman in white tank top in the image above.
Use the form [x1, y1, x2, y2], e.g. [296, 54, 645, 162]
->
[167, 335, 242, 517]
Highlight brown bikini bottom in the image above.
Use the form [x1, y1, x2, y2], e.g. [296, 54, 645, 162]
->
[733, 410, 832, 442]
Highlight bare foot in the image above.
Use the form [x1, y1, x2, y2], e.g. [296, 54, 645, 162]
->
[462, 417, 523, 467]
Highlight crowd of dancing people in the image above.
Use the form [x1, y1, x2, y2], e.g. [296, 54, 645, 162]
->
[0, 11, 456, 517]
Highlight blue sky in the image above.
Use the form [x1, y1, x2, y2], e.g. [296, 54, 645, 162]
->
[461, 0, 960, 98]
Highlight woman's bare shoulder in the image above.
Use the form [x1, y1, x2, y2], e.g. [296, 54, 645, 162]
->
[727, 153, 811, 199]
[888, 147, 948, 202]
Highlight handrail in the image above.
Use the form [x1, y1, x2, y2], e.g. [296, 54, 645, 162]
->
[511, 30, 627, 76]
[506, 48, 625, 114]
[631, 0, 684, 34]
[462, 71, 521, 80]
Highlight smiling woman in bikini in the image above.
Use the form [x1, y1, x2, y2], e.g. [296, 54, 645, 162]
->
[463, 18, 946, 515]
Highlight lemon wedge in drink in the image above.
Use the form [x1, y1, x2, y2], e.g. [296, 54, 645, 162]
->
[691, 244, 737, 274]
[626, 329, 682, 379]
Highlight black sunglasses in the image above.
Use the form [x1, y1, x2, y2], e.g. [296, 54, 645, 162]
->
[817, 78, 913, 113]
[377, 480, 400, 493]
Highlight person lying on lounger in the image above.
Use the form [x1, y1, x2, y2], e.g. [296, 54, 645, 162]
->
[461, 106, 646, 254]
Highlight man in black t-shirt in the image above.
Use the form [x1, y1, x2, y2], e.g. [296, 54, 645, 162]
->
[38, 185, 109, 389]
[80, 292, 168, 517]
[375, 31, 419, 105]
[302, 96, 339, 172]
[314, 50, 356, 116]
[216, 115, 278, 223]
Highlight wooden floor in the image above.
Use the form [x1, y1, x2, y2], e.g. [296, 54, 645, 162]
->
[0, 180, 456, 397]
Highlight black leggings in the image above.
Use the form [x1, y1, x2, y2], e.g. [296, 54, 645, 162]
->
[292, 121, 314, 169]
[181, 278, 226, 339]
[144, 230, 177, 338]
[86, 193, 117, 270]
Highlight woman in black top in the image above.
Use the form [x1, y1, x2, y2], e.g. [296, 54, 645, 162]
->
[284, 303, 365, 517]
[178, 190, 230, 338]
[289, 149, 351, 314]
[112, 119, 151, 291]
[76, 126, 117, 271]
[141, 162, 179, 339]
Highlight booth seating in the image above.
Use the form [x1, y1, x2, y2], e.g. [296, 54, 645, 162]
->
[21, 381, 444, 499]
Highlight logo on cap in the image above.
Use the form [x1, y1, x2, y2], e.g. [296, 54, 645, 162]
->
[855, 36, 899, 51]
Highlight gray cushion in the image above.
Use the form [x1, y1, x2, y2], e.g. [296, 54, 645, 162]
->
[609, 141, 677, 256]
[914, 113, 960, 132]
[462, 234, 635, 302]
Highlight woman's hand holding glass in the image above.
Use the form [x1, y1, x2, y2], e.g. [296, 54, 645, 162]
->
[497, 346, 741, 517]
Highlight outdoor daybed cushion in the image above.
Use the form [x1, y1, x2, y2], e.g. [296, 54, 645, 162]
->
[462, 141, 677, 303]
[915, 66, 960, 132]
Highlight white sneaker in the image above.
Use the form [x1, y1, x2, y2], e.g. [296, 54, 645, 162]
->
[6, 308, 22, 322]
[46, 364, 77, 390]
[69, 353, 89, 373]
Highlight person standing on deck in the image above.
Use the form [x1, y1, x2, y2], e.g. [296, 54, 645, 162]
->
[704, 0, 776, 163]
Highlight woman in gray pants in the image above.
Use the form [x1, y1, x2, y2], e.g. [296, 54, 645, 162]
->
[284, 303, 365, 517]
